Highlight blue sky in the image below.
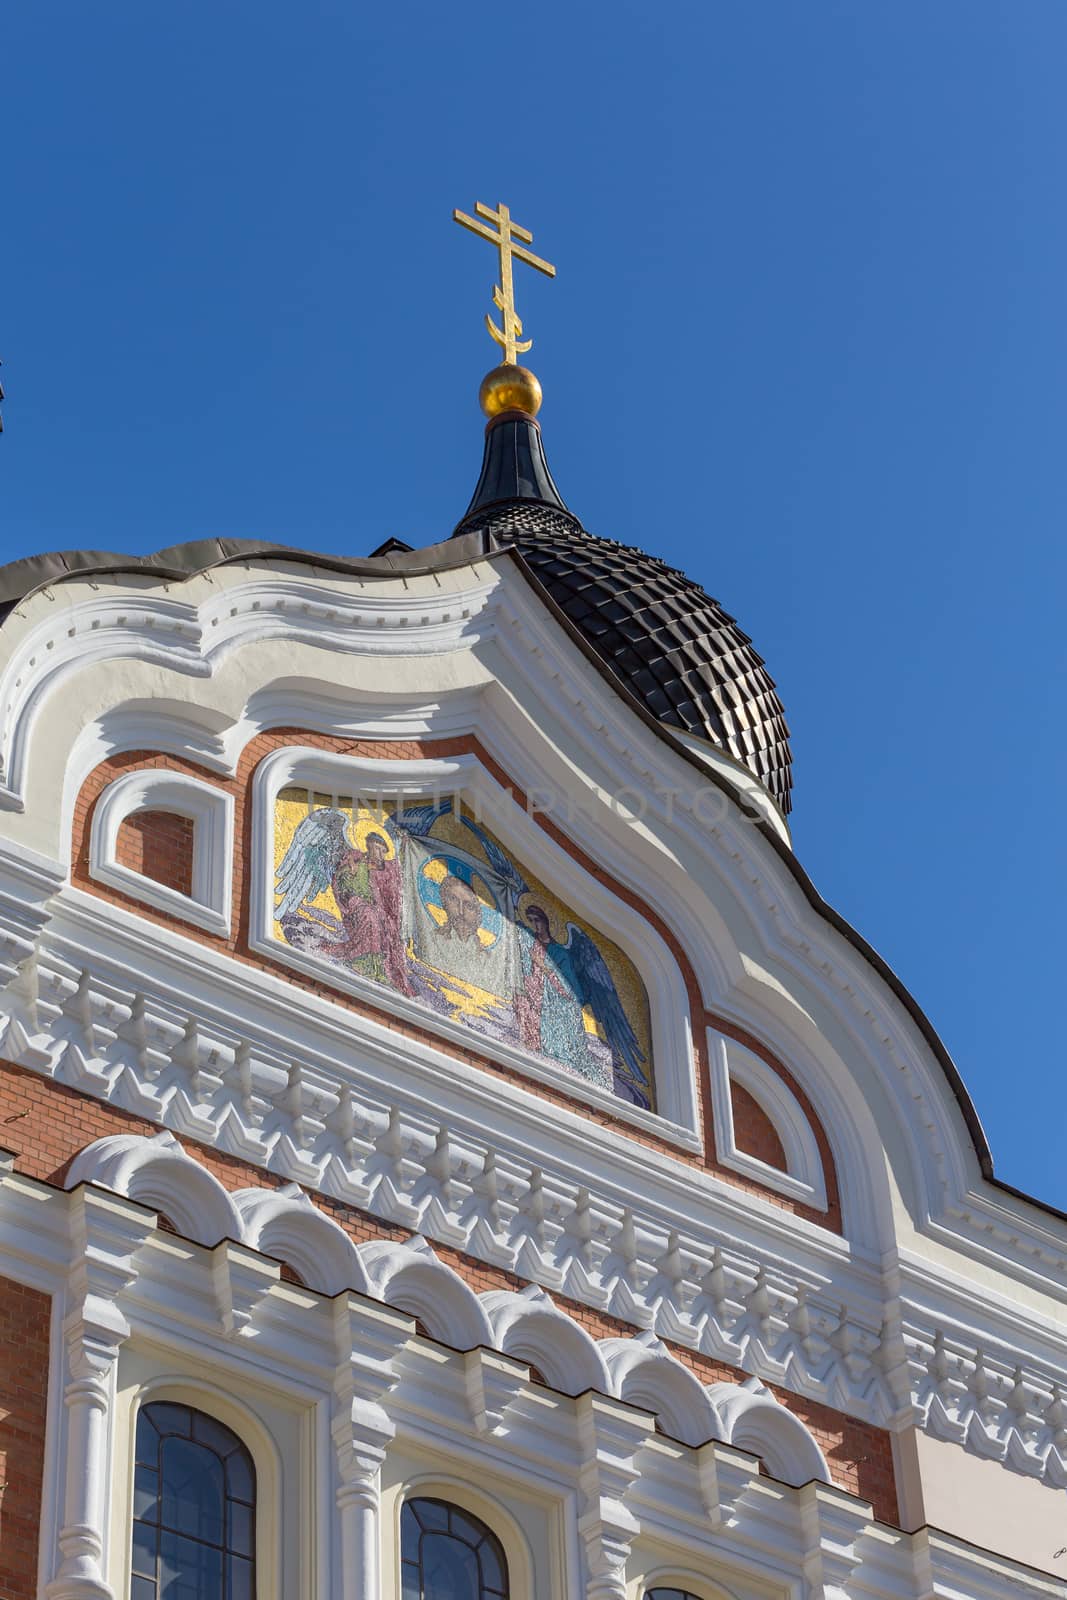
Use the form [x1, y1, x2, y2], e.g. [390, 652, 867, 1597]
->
[5, 3, 1066, 1206]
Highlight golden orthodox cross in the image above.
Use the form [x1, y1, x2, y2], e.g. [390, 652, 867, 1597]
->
[453, 201, 555, 364]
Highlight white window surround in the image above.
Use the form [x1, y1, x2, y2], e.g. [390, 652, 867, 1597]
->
[108, 1364, 302, 1600]
[248, 745, 700, 1146]
[381, 1466, 540, 1600]
[629, 1568, 739, 1600]
[89, 768, 234, 937]
[707, 1030, 828, 1212]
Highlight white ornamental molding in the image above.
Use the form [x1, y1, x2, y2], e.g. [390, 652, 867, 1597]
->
[46, 1186, 156, 1600]
[599, 1331, 723, 1450]
[708, 1375, 830, 1487]
[0, 557, 989, 1254]
[575, 1392, 652, 1600]
[53, 1129, 1067, 1507]
[247, 744, 700, 1145]
[0, 938, 896, 1428]
[88, 768, 234, 936]
[706, 1029, 829, 1212]
[6, 920, 1067, 1487]
[0, 572, 500, 810]
[3, 557, 1062, 1302]
[904, 1320, 1067, 1489]
[796, 1480, 872, 1600]
[331, 1293, 414, 1600]
[1, 1143, 1056, 1600]
[490, 590, 968, 1213]
[54, 1130, 832, 1477]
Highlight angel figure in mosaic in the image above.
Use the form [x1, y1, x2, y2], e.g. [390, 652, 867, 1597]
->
[517, 905, 651, 1107]
[274, 807, 410, 993]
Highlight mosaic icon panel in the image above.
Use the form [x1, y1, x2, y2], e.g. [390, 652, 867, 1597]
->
[272, 788, 655, 1110]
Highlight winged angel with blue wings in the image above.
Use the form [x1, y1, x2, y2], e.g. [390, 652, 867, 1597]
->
[273, 796, 653, 1109]
[518, 904, 650, 1105]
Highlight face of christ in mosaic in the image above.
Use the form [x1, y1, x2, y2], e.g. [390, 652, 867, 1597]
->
[436, 875, 485, 944]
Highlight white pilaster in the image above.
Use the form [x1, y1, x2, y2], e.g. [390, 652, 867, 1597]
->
[797, 1479, 872, 1600]
[575, 1392, 653, 1600]
[696, 1437, 760, 1528]
[46, 1187, 154, 1600]
[332, 1293, 414, 1600]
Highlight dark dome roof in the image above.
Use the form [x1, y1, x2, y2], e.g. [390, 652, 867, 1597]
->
[454, 413, 793, 814]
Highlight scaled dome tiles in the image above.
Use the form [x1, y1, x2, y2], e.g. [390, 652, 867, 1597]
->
[459, 502, 793, 815]
[272, 786, 655, 1109]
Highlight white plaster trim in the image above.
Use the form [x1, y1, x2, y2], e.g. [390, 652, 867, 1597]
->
[707, 1376, 830, 1487]
[0, 556, 1064, 1476]
[109, 1371, 290, 1600]
[707, 1030, 828, 1212]
[384, 1471, 540, 1600]
[0, 571, 501, 812]
[89, 768, 234, 936]
[66, 1128, 243, 1244]
[3, 1152, 1060, 1600]
[0, 561, 985, 1260]
[0, 555, 1021, 1272]
[248, 745, 699, 1144]
[0, 895, 901, 1428]
[57, 1132, 825, 1461]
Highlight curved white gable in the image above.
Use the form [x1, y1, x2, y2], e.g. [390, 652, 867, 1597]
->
[0, 547, 1063, 1535]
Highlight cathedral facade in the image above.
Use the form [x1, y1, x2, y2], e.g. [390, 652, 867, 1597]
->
[0, 224, 1064, 1598]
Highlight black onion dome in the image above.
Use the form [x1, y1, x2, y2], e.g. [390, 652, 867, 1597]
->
[453, 411, 793, 814]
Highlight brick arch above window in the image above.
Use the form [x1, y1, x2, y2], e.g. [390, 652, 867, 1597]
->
[707, 1028, 831, 1215]
[88, 769, 234, 937]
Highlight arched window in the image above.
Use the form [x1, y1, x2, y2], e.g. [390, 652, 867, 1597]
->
[401, 1496, 509, 1600]
[645, 1591, 701, 1600]
[131, 1401, 256, 1599]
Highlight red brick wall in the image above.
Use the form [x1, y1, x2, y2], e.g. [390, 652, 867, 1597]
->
[71, 736, 842, 1233]
[0, 1058, 896, 1524]
[115, 809, 195, 898]
[730, 1082, 788, 1170]
[712, 1014, 843, 1232]
[0, 1273, 51, 1600]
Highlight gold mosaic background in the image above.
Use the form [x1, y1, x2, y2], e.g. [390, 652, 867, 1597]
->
[272, 787, 654, 1110]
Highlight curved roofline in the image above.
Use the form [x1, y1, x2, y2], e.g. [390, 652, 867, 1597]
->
[0, 533, 1052, 1222]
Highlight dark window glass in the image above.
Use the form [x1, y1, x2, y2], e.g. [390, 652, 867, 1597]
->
[401, 1497, 509, 1600]
[131, 1402, 257, 1600]
[646, 1590, 703, 1600]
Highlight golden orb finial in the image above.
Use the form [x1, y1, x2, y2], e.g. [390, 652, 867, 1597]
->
[479, 363, 543, 418]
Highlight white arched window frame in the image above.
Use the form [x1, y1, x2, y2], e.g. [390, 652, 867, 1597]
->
[89, 769, 234, 936]
[382, 1472, 538, 1600]
[109, 1372, 289, 1600]
[630, 1573, 739, 1600]
[706, 1029, 828, 1212]
[249, 746, 700, 1147]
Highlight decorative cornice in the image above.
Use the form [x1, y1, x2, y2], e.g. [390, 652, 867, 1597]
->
[0, 562, 1061, 1498]
[1, 1135, 1062, 1598]
[6, 914, 1067, 1487]
[0, 932, 896, 1429]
